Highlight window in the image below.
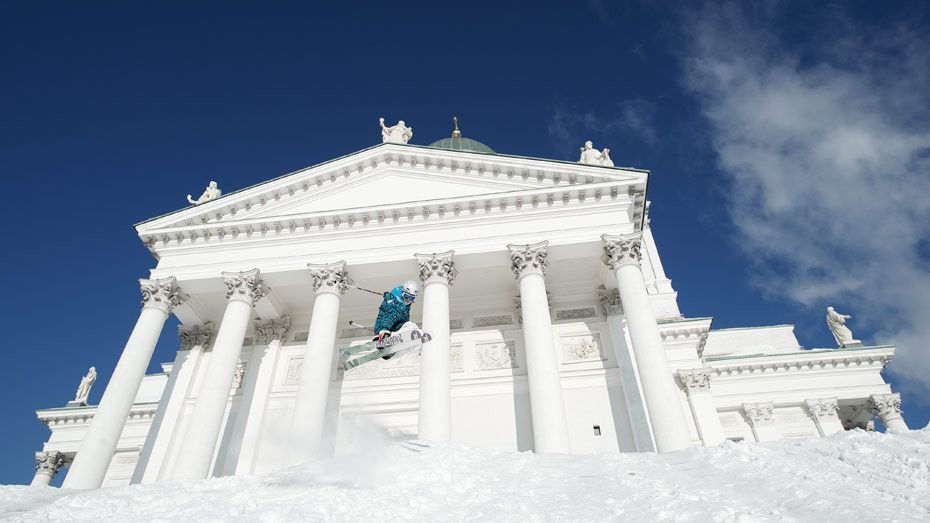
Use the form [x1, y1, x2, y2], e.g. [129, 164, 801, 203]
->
[593, 425, 601, 436]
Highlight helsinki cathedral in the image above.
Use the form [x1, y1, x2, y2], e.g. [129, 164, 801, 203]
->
[30, 118, 907, 488]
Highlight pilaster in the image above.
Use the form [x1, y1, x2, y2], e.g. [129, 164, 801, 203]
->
[805, 397, 843, 437]
[742, 402, 779, 442]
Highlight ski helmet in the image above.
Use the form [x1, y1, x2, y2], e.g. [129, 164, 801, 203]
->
[402, 280, 419, 301]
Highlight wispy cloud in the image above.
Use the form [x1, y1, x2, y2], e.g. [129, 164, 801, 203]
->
[547, 99, 658, 158]
[681, 4, 930, 396]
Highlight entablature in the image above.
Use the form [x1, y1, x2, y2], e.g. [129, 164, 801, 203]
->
[136, 144, 648, 260]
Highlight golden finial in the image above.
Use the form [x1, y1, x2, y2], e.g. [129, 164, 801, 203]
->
[451, 116, 462, 138]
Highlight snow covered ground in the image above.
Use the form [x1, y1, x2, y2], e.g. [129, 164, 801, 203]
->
[2, 426, 928, 522]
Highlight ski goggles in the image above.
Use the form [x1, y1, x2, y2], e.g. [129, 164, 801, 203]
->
[402, 292, 417, 302]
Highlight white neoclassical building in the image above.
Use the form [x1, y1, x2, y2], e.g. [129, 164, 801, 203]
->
[33, 122, 908, 488]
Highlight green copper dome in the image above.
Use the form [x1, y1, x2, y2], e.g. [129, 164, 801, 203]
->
[428, 136, 495, 154]
[427, 117, 495, 154]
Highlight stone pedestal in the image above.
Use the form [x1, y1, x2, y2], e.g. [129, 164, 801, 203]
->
[287, 261, 350, 465]
[63, 277, 185, 489]
[508, 241, 571, 453]
[601, 234, 693, 453]
[415, 251, 456, 441]
[172, 270, 267, 480]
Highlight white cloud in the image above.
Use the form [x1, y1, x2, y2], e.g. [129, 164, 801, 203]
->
[681, 4, 930, 397]
[547, 99, 658, 157]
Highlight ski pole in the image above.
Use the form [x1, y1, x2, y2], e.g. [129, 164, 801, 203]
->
[348, 320, 374, 332]
[347, 284, 382, 297]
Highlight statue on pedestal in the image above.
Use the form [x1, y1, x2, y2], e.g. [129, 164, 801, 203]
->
[187, 181, 221, 206]
[380, 118, 413, 144]
[579, 140, 614, 167]
[73, 367, 96, 406]
[826, 307, 861, 348]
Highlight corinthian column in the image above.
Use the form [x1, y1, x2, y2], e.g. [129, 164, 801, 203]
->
[31, 451, 69, 487]
[415, 250, 456, 441]
[507, 241, 571, 453]
[63, 277, 185, 489]
[601, 234, 693, 452]
[869, 393, 909, 433]
[286, 261, 350, 464]
[172, 269, 267, 480]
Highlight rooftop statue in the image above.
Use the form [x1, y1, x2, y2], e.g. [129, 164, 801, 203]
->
[579, 140, 614, 167]
[826, 306, 862, 348]
[380, 117, 413, 144]
[187, 181, 221, 206]
[74, 366, 96, 406]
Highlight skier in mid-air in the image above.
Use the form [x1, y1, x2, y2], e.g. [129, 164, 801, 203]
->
[372, 280, 419, 359]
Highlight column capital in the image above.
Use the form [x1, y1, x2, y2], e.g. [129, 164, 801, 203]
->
[222, 269, 269, 305]
[507, 240, 549, 278]
[742, 402, 775, 426]
[415, 250, 457, 286]
[600, 233, 643, 270]
[178, 322, 214, 351]
[868, 393, 902, 418]
[805, 397, 839, 420]
[307, 261, 351, 295]
[35, 450, 69, 476]
[677, 367, 713, 394]
[140, 276, 187, 313]
[596, 285, 622, 316]
[255, 317, 291, 345]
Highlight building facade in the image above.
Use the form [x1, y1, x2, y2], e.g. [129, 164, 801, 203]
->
[33, 127, 908, 488]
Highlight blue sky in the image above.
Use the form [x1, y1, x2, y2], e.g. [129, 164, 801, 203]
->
[2, 1, 928, 485]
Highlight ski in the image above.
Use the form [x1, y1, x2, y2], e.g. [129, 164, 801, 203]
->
[340, 328, 433, 370]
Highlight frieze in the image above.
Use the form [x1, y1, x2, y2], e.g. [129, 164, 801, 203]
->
[473, 315, 514, 328]
[555, 307, 598, 321]
[559, 334, 605, 363]
[475, 341, 517, 370]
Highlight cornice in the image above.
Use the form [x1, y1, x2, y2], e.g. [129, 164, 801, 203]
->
[139, 181, 641, 256]
[36, 402, 159, 427]
[657, 317, 713, 356]
[706, 346, 894, 378]
[137, 144, 648, 227]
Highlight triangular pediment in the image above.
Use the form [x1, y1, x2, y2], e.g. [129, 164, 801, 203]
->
[243, 168, 535, 220]
[137, 143, 646, 235]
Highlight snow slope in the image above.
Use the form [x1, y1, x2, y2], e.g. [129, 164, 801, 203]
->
[2, 427, 928, 522]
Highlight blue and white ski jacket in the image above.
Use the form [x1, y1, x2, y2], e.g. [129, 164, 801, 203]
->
[373, 286, 410, 334]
